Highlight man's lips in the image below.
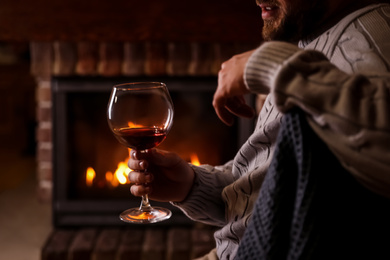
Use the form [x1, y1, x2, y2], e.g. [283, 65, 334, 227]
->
[259, 4, 279, 20]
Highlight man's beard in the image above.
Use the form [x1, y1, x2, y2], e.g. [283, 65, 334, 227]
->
[262, 0, 327, 42]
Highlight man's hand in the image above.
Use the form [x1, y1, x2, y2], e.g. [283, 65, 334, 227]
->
[128, 149, 195, 203]
[213, 50, 256, 126]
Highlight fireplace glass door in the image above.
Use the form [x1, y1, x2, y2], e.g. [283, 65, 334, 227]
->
[52, 77, 254, 226]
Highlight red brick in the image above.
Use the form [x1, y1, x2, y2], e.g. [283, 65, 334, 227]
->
[97, 42, 123, 76]
[37, 106, 52, 122]
[92, 229, 122, 260]
[144, 42, 167, 76]
[68, 228, 99, 260]
[142, 228, 165, 260]
[52, 42, 76, 76]
[122, 42, 145, 76]
[37, 183, 53, 203]
[167, 42, 191, 76]
[37, 164, 52, 181]
[36, 85, 52, 102]
[37, 127, 52, 143]
[76, 42, 98, 75]
[188, 43, 215, 76]
[167, 228, 191, 260]
[30, 42, 53, 79]
[38, 146, 52, 162]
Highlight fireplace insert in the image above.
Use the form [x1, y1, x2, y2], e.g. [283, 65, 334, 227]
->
[52, 76, 255, 227]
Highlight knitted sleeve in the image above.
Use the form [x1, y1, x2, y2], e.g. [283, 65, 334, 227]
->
[245, 41, 390, 198]
[171, 162, 236, 226]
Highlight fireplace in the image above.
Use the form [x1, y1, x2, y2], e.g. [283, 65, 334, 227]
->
[52, 76, 255, 227]
[0, 0, 264, 257]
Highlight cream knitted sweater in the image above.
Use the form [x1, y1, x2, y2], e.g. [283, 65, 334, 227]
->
[175, 4, 390, 260]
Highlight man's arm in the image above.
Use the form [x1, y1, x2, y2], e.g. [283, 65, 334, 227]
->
[245, 41, 390, 198]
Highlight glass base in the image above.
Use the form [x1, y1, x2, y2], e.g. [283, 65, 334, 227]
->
[120, 206, 172, 224]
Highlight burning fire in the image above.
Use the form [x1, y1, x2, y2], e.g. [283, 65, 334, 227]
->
[85, 149, 132, 188]
[190, 153, 201, 166]
[128, 121, 143, 128]
[85, 150, 201, 188]
[86, 167, 96, 187]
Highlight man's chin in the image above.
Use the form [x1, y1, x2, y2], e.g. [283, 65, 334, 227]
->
[262, 23, 301, 42]
[262, 28, 286, 42]
[262, 21, 281, 41]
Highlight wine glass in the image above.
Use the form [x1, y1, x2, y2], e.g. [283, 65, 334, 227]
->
[107, 82, 174, 223]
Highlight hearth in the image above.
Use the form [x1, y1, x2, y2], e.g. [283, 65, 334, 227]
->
[52, 76, 255, 227]
[0, 0, 264, 258]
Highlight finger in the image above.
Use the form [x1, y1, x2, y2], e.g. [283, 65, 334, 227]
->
[128, 158, 148, 171]
[128, 171, 153, 184]
[213, 95, 235, 126]
[225, 96, 255, 119]
[130, 184, 152, 197]
[215, 105, 235, 126]
[130, 149, 148, 160]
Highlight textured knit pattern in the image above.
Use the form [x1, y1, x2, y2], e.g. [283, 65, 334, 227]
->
[245, 4, 390, 198]
[176, 95, 282, 259]
[235, 109, 390, 260]
[174, 4, 390, 260]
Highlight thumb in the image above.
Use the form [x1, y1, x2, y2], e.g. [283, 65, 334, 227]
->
[147, 148, 182, 167]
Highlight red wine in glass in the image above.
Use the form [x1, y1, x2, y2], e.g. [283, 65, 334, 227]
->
[107, 82, 174, 224]
[114, 127, 167, 151]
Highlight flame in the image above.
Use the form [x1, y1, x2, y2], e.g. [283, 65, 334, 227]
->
[115, 161, 131, 185]
[105, 171, 119, 187]
[86, 149, 132, 188]
[128, 121, 143, 128]
[190, 153, 201, 166]
[86, 149, 202, 188]
[86, 167, 96, 187]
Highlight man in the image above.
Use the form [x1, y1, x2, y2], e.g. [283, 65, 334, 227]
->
[128, 0, 390, 259]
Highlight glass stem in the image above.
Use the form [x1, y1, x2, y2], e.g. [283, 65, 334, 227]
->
[140, 195, 152, 211]
[139, 150, 152, 211]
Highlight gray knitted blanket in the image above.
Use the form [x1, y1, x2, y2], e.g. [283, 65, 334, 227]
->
[235, 110, 390, 260]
